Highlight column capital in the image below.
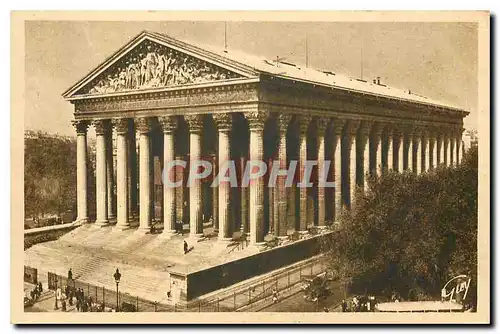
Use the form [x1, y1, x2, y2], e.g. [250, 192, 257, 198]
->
[158, 116, 178, 134]
[93, 119, 111, 135]
[358, 120, 373, 137]
[297, 115, 312, 135]
[135, 117, 153, 134]
[213, 113, 233, 132]
[345, 119, 361, 136]
[371, 122, 384, 135]
[393, 128, 405, 138]
[316, 117, 329, 135]
[383, 124, 395, 136]
[72, 120, 89, 135]
[276, 114, 292, 133]
[185, 114, 204, 133]
[332, 118, 346, 136]
[245, 110, 269, 130]
[112, 118, 130, 135]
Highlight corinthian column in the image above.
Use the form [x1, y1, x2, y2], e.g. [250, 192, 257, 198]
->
[136, 117, 153, 233]
[345, 120, 360, 209]
[245, 110, 268, 245]
[371, 124, 383, 176]
[316, 117, 328, 227]
[443, 133, 450, 167]
[421, 131, 429, 172]
[185, 115, 204, 239]
[159, 116, 178, 237]
[437, 133, 444, 166]
[106, 126, 116, 221]
[385, 127, 394, 172]
[395, 130, 404, 172]
[414, 130, 422, 175]
[93, 120, 109, 226]
[333, 119, 345, 221]
[113, 118, 130, 230]
[457, 129, 464, 165]
[128, 122, 138, 219]
[72, 120, 89, 223]
[358, 121, 371, 191]
[213, 113, 233, 241]
[297, 115, 311, 232]
[405, 130, 414, 172]
[276, 114, 291, 237]
[429, 133, 437, 170]
[449, 135, 456, 167]
[240, 156, 248, 235]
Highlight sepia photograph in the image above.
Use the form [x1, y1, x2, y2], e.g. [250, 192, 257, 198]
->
[11, 11, 490, 324]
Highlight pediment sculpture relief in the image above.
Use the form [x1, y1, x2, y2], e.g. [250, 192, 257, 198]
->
[78, 39, 242, 95]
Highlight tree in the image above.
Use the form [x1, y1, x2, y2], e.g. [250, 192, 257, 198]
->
[327, 146, 477, 304]
[24, 131, 96, 222]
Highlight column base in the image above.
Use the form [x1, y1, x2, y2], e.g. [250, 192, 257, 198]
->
[217, 237, 233, 244]
[189, 233, 205, 242]
[113, 224, 132, 231]
[250, 241, 267, 251]
[159, 229, 177, 239]
[94, 220, 109, 227]
[135, 226, 151, 234]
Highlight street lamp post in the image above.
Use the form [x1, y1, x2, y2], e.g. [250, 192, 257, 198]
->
[54, 277, 59, 310]
[113, 268, 121, 312]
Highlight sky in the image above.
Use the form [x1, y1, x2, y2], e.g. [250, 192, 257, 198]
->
[25, 21, 478, 137]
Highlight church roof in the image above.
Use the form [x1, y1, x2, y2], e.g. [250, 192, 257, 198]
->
[158, 32, 463, 112]
[63, 30, 467, 113]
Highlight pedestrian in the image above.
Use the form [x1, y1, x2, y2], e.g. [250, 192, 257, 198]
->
[76, 299, 81, 312]
[341, 299, 347, 312]
[68, 289, 74, 306]
[61, 299, 67, 312]
[38, 282, 43, 293]
[65, 285, 70, 299]
[183, 240, 188, 254]
[352, 296, 359, 312]
[68, 268, 73, 281]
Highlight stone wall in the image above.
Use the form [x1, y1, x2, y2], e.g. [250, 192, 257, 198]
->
[185, 232, 332, 300]
[24, 223, 79, 250]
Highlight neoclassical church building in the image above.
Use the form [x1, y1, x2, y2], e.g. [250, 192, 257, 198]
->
[27, 31, 468, 303]
[65, 31, 467, 244]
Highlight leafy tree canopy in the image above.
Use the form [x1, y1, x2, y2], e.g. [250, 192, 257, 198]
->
[327, 146, 477, 305]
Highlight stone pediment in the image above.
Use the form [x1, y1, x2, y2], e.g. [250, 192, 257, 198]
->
[66, 33, 254, 98]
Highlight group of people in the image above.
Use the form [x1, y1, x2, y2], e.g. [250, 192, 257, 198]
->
[341, 295, 377, 312]
[59, 285, 107, 312]
[27, 282, 44, 303]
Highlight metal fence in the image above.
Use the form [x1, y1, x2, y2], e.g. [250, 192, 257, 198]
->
[45, 271, 174, 312]
[25, 258, 325, 312]
[179, 257, 326, 312]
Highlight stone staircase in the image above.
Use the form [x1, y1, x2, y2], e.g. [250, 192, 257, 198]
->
[25, 239, 172, 303]
[25, 223, 266, 304]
